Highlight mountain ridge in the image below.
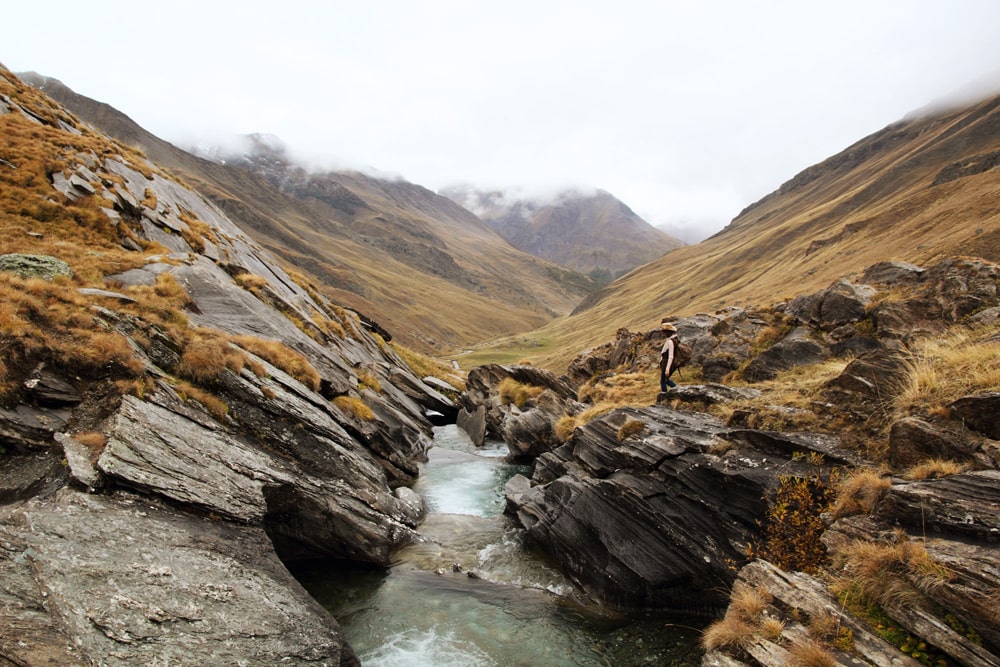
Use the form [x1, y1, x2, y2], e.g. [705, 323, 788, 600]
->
[440, 185, 684, 283]
[18, 72, 594, 353]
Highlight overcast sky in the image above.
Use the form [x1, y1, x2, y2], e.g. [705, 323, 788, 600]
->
[5, 1, 1000, 241]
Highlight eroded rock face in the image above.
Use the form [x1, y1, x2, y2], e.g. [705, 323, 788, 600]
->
[506, 405, 845, 610]
[0, 490, 359, 667]
[0, 79, 441, 664]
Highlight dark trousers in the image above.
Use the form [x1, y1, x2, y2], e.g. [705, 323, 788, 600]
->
[659, 356, 676, 391]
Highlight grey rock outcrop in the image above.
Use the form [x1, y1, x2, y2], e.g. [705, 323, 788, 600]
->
[0, 490, 359, 667]
[0, 79, 444, 664]
[506, 405, 847, 609]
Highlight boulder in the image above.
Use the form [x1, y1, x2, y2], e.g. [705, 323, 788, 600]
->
[742, 327, 830, 383]
[0, 489, 359, 667]
[949, 391, 1000, 439]
[823, 348, 910, 413]
[887, 416, 983, 469]
[879, 470, 1000, 541]
[667, 383, 763, 406]
[788, 277, 876, 327]
[0, 253, 73, 280]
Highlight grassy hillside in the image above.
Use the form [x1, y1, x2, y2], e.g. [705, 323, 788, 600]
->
[20, 73, 594, 354]
[465, 92, 1000, 371]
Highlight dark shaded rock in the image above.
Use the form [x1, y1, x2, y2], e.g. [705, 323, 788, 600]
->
[829, 334, 883, 357]
[0, 404, 71, 450]
[861, 259, 926, 285]
[723, 429, 863, 466]
[0, 451, 67, 504]
[887, 416, 982, 469]
[879, 471, 1000, 540]
[508, 406, 843, 610]
[386, 368, 457, 424]
[0, 489, 359, 666]
[823, 348, 910, 413]
[742, 327, 830, 383]
[788, 277, 875, 327]
[0, 253, 73, 280]
[23, 369, 82, 407]
[949, 391, 1000, 439]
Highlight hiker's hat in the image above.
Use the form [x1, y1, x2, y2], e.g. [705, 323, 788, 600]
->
[661, 320, 677, 333]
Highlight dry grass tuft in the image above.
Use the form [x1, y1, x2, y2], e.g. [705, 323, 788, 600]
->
[831, 468, 891, 519]
[73, 431, 108, 462]
[701, 614, 755, 652]
[175, 380, 229, 421]
[729, 583, 772, 622]
[903, 458, 968, 480]
[616, 417, 646, 441]
[578, 371, 657, 406]
[554, 415, 578, 442]
[787, 639, 838, 667]
[177, 330, 245, 383]
[334, 395, 375, 421]
[232, 335, 321, 391]
[234, 273, 269, 291]
[830, 538, 957, 609]
[894, 326, 1000, 419]
[498, 377, 545, 408]
[759, 616, 786, 642]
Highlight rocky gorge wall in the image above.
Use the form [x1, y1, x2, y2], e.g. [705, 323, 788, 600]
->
[457, 257, 1000, 666]
[0, 77, 456, 665]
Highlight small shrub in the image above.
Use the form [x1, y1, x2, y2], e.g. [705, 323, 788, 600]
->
[747, 473, 838, 574]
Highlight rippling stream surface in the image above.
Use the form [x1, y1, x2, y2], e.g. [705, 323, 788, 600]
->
[292, 425, 705, 666]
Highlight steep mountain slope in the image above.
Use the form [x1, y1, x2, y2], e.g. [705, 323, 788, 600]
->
[20, 72, 594, 353]
[487, 91, 1000, 370]
[441, 186, 684, 283]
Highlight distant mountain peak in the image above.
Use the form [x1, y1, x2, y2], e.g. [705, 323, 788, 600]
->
[440, 185, 684, 283]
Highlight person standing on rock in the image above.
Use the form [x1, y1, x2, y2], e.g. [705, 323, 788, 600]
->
[659, 320, 678, 392]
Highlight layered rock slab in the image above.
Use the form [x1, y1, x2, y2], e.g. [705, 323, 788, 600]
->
[0, 489, 358, 666]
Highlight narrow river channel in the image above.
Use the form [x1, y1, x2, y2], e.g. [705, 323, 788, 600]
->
[292, 424, 705, 666]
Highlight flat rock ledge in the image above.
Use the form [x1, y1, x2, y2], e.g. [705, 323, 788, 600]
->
[0, 489, 359, 667]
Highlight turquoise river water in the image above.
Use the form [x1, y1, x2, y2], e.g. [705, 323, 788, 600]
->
[291, 424, 706, 666]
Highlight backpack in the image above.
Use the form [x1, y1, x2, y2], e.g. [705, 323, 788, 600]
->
[671, 336, 693, 369]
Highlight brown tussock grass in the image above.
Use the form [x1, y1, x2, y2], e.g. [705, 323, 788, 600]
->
[73, 430, 108, 462]
[831, 468, 891, 519]
[175, 380, 229, 421]
[787, 639, 838, 667]
[830, 538, 957, 610]
[894, 325, 1000, 420]
[729, 583, 772, 623]
[903, 458, 968, 480]
[334, 395, 375, 421]
[498, 377, 545, 408]
[616, 417, 646, 441]
[232, 335, 321, 391]
[177, 330, 246, 384]
[554, 415, 578, 442]
[701, 614, 755, 652]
